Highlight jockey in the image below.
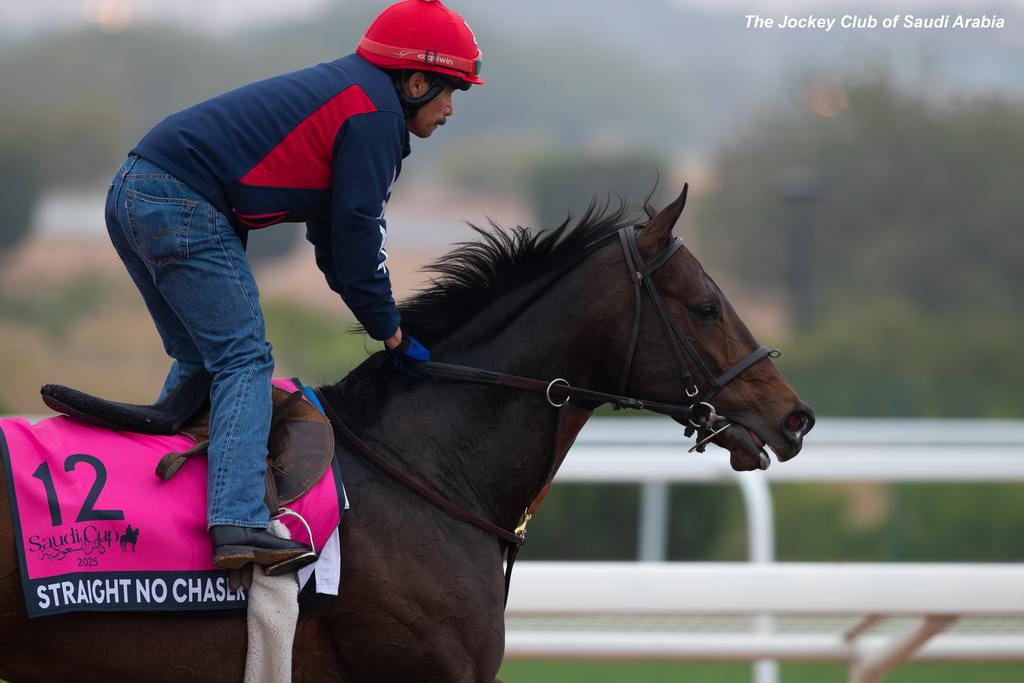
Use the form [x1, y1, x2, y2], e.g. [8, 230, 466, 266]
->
[103, 0, 483, 573]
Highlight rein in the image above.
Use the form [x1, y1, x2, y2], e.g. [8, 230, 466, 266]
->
[314, 389, 523, 550]
[405, 361, 697, 418]
[314, 387, 526, 605]
[316, 225, 780, 606]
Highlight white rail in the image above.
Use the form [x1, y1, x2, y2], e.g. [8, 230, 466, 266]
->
[523, 417, 1024, 682]
[562, 417, 1024, 564]
[505, 562, 1024, 683]
[567, 417, 1024, 483]
[507, 562, 1024, 614]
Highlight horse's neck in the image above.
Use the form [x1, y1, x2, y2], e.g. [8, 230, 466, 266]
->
[365, 264, 622, 531]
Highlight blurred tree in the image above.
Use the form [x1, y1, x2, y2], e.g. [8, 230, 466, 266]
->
[773, 483, 1024, 562]
[0, 14, 693, 190]
[0, 140, 41, 254]
[888, 484, 1024, 561]
[698, 77, 1024, 321]
[527, 152, 672, 230]
[262, 301, 372, 383]
[514, 480, 738, 562]
[244, 224, 303, 266]
[0, 27, 259, 190]
[0, 274, 107, 339]
[518, 484, 641, 561]
[469, 34, 691, 152]
[668, 484, 742, 561]
[31, 98, 125, 188]
[439, 133, 558, 197]
[776, 300, 1024, 417]
[698, 76, 1024, 417]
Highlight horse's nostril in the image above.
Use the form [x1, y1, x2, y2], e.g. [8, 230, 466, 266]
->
[784, 411, 810, 434]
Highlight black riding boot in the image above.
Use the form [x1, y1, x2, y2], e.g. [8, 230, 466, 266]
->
[210, 525, 317, 576]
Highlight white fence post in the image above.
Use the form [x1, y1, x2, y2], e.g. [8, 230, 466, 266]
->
[638, 482, 670, 561]
[735, 472, 777, 683]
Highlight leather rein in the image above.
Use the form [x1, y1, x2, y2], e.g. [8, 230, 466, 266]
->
[316, 226, 779, 604]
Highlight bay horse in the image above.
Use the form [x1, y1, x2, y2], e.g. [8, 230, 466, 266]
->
[0, 187, 814, 682]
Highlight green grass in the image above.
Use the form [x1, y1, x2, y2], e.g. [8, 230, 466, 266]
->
[498, 661, 1024, 682]
[4, 662, 1023, 682]
[5, 662, 1021, 682]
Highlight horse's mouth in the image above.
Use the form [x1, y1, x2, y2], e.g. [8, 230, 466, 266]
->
[712, 420, 772, 471]
[672, 416, 771, 471]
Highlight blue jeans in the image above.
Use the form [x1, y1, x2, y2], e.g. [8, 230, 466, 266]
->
[106, 155, 272, 529]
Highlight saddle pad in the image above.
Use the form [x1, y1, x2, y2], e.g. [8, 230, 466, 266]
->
[0, 380, 343, 618]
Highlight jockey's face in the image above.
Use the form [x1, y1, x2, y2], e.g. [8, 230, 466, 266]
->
[405, 73, 455, 139]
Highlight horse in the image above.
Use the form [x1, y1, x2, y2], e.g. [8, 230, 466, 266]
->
[0, 186, 814, 682]
[120, 524, 140, 553]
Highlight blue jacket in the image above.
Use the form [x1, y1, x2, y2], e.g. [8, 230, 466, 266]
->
[131, 54, 408, 340]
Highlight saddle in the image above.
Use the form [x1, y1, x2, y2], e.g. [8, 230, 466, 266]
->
[40, 374, 335, 514]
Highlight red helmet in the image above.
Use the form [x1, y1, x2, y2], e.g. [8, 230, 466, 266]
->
[357, 0, 484, 87]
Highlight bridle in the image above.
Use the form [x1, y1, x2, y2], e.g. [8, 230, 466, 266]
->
[317, 224, 780, 604]
[413, 226, 779, 451]
[615, 226, 779, 452]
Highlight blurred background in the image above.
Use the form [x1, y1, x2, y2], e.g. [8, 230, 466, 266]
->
[1, 1, 1022, 680]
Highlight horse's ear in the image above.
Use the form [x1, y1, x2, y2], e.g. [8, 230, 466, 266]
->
[639, 183, 687, 252]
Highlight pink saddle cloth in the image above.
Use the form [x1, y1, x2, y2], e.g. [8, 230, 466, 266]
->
[0, 378, 342, 618]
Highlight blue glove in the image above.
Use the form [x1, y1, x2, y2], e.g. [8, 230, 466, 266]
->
[391, 334, 430, 377]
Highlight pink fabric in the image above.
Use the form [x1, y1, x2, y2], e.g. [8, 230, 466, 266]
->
[0, 379, 341, 616]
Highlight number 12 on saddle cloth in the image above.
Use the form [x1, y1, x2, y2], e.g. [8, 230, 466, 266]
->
[0, 378, 345, 618]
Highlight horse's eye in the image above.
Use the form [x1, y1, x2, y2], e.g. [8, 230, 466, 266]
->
[690, 302, 719, 321]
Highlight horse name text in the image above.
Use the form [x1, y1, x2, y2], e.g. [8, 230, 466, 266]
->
[35, 576, 246, 611]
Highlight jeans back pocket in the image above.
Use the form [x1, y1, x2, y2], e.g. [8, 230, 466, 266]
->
[125, 189, 197, 267]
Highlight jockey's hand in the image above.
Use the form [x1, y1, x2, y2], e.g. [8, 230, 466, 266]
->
[384, 328, 403, 351]
[391, 333, 431, 377]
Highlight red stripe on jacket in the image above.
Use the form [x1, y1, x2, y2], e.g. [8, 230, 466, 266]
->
[233, 210, 289, 229]
[240, 85, 378, 189]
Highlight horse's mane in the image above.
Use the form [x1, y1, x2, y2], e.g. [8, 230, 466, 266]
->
[321, 197, 653, 430]
[402, 200, 641, 346]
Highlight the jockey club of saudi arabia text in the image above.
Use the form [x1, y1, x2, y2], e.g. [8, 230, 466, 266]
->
[745, 14, 1005, 31]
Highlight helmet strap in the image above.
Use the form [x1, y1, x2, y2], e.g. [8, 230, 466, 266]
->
[391, 70, 448, 118]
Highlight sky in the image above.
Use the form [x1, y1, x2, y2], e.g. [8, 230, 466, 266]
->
[0, 0, 333, 34]
[0, 0, 1010, 35]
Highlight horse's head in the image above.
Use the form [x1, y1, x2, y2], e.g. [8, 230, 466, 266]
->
[606, 185, 815, 471]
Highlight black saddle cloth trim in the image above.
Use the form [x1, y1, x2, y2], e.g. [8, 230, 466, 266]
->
[40, 370, 212, 435]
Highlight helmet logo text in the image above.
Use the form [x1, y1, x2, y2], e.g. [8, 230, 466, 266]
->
[422, 50, 455, 68]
